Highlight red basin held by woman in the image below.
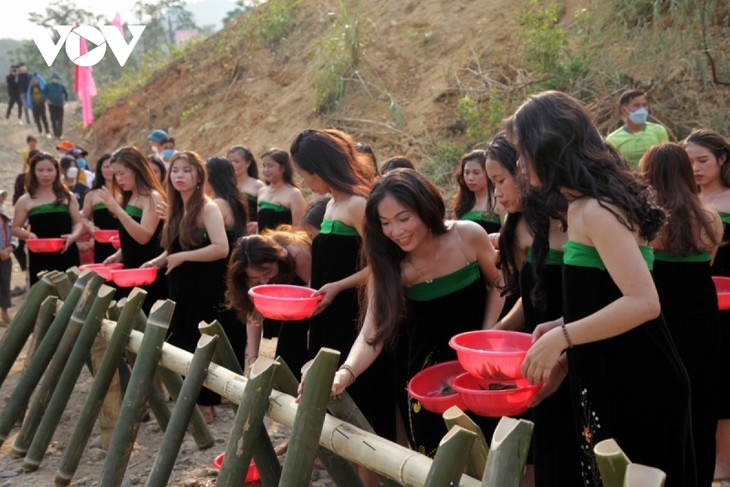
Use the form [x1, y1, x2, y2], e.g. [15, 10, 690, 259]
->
[26, 238, 66, 253]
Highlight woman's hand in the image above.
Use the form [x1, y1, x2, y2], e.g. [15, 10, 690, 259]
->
[529, 356, 567, 407]
[246, 221, 258, 235]
[531, 317, 563, 341]
[296, 365, 354, 403]
[310, 282, 341, 316]
[25, 231, 38, 240]
[521, 326, 565, 385]
[103, 249, 122, 264]
[98, 187, 124, 217]
[165, 252, 184, 274]
[60, 232, 79, 254]
[155, 201, 168, 220]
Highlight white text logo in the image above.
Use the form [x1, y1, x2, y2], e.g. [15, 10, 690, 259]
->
[31, 24, 146, 67]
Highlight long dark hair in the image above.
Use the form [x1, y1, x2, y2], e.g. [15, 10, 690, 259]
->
[226, 229, 311, 321]
[161, 151, 207, 250]
[362, 168, 447, 348]
[26, 151, 72, 205]
[640, 143, 719, 255]
[290, 128, 374, 197]
[506, 90, 664, 241]
[452, 149, 495, 218]
[261, 148, 297, 187]
[205, 156, 248, 240]
[228, 145, 259, 178]
[109, 146, 167, 207]
[683, 129, 730, 188]
[92, 153, 112, 190]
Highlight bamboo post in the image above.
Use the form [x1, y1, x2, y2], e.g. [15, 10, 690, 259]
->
[443, 405, 489, 479]
[0, 271, 92, 447]
[98, 323, 483, 487]
[481, 417, 534, 487]
[26, 295, 59, 359]
[23, 284, 115, 471]
[145, 334, 219, 487]
[217, 353, 277, 487]
[156, 366, 214, 448]
[12, 272, 105, 457]
[424, 426, 476, 486]
[92, 337, 123, 450]
[99, 300, 174, 487]
[0, 273, 58, 389]
[266, 356, 363, 487]
[54, 288, 147, 487]
[594, 438, 631, 487]
[623, 463, 666, 486]
[199, 320, 243, 412]
[279, 348, 340, 487]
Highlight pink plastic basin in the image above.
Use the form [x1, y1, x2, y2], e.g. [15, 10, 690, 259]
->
[712, 276, 730, 311]
[94, 229, 120, 243]
[212, 453, 261, 483]
[449, 330, 532, 380]
[248, 284, 322, 321]
[79, 263, 124, 281]
[452, 373, 539, 417]
[407, 360, 467, 414]
[110, 267, 158, 288]
[27, 238, 65, 253]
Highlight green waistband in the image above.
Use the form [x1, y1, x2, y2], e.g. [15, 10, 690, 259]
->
[720, 212, 730, 225]
[93, 202, 107, 211]
[460, 210, 500, 224]
[563, 240, 654, 271]
[404, 261, 480, 301]
[526, 246, 564, 265]
[28, 202, 69, 216]
[654, 250, 711, 263]
[258, 201, 288, 212]
[125, 204, 143, 218]
[320, 219, 358, 236]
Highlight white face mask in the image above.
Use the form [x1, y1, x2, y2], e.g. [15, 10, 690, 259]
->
[66, 167, 78, 180]
[628, 107, 648, 125]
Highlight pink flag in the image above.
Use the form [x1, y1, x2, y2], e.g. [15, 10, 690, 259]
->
[75, 24, 97, 127]
[111, 12, 123, 35]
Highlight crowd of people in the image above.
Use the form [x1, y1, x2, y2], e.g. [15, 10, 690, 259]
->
[4, 89, 730, 486]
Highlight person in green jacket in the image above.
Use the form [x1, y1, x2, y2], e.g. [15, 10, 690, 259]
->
[41, 72, 69, 139]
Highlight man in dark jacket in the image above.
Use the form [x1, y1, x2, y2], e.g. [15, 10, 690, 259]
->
[15, 63, 31, 124]
[42, 72, 69, 139]
[4, 65, 21, 123]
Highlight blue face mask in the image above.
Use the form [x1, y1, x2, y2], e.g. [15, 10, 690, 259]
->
[628, 107, 648, 125]
[76, 158, 88, 169]
[162, 149, 175, 160]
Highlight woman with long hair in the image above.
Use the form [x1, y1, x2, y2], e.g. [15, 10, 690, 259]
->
[227, 145, 264, 228]
[314, 168, 503, 458]
[684, 128, 730, 482]
[290, 128, 394, 487]
[12, 152, 82, 284]
[257, 148, 306, 231]
[452, 149, 502, 233]
[640, 142, 722, 486]
[146, 151, 229, 423]
[514, 91, 695, 486]
[99, 146, 168, 313]
[81, 153, 118, 263]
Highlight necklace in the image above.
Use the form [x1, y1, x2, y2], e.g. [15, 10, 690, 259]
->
[409, 235, 440, 284]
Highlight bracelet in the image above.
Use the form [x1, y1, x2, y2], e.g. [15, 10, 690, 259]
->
[561, 323, 574, 349]
[338, 364, 357, 386]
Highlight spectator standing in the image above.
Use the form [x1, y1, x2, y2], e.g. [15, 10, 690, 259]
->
[15, 64, 31, 125]
[5, 65, 21, 123]
[22, 135, 38, 172]
[0, 204, 17, 324]
[605, 89, 669, 167]
[146, 129, 168, 157]
[27, 73, 50, 137]
[43, 72, 68, 139]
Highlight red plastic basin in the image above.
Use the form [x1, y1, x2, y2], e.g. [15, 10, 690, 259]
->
[109, 236, 121, 249]
[27, 238, 66, 253]
[248, 284, 322, 321]
[712, 276, 730, 311]
[449, 330, 532, 380]
[94, 229, 120, 243]
[452, 373, 539, 417]
[212, 453, 261, 483]
[110, 267, 158, 288]
[407, 360, 467, 414]
[79, 263, 124, 281]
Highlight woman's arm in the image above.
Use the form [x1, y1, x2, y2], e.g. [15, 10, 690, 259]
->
[11, 196, 35, 240]
[165, 202, 229, 274]
[492, 297, 525, 330]
[464, 221, 506, 328]
[61, 196, 85, 252]
[289, 188, 307, 228]
[99, 188, 162, 245]
[288, 244, 312, 284]
[80, 190, 95, 230]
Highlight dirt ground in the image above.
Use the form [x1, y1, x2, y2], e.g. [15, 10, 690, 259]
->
[0, 101, 332, 486]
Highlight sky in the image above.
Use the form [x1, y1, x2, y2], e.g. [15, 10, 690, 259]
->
[0, 0, 237, 41]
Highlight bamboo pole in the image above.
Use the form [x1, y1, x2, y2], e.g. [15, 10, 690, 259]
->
[623, 463, 666, 486]
[424, 426, 476, 486]
[217, 356, 277, 487]
[155, 366, 214, 448]
[443, 405, 489, 479]
[279, 348, 340, 487]
[23, 284, 115, 471]
[26, 295, 59, 359]
[54, 288, 147, 487]
[92, 336, 122, 450]
[266, 356, 363, 487]
[199, 320, 242, 413]
[0, 271, 91, 447]
[594, 438, 631, 487]
[481, 417, 534, 487]
[0, 273, 58, 389]
[98, 323, 483, 487]
[99, 300, 174, 487]
[145, 334, 219, 487]
[11, 272, 105, 457]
